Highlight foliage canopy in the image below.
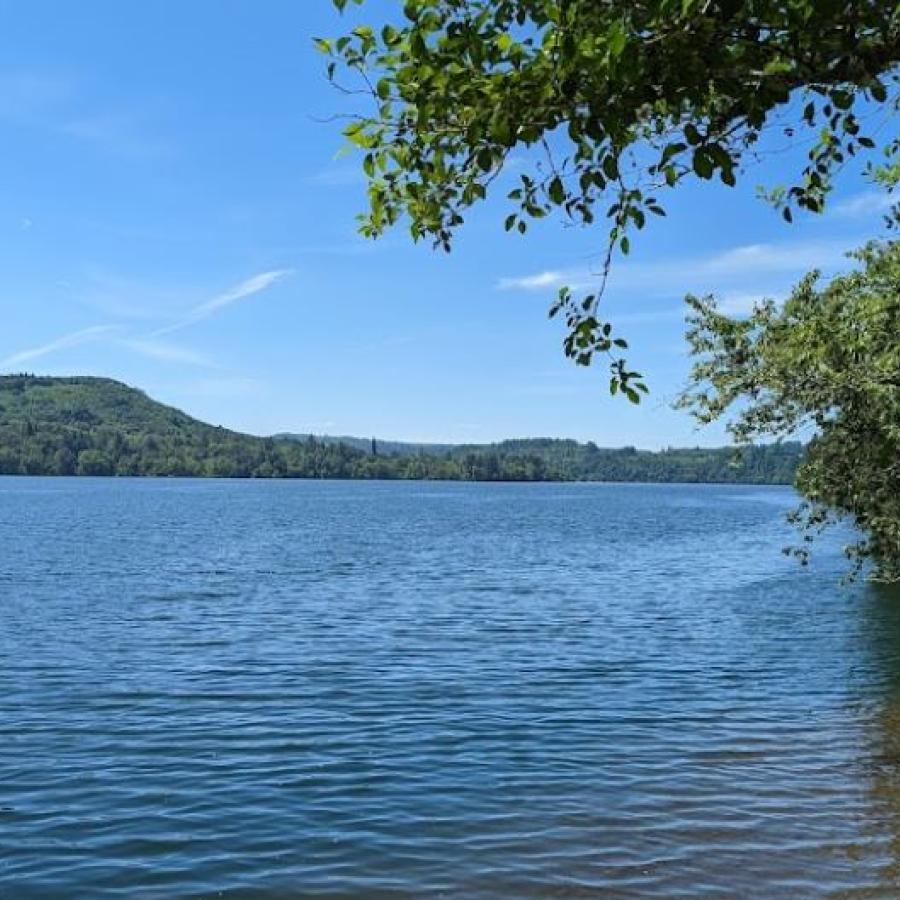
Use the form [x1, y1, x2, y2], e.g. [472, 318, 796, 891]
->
[321, 0, 899, 395]
[679, 240, 900, 581]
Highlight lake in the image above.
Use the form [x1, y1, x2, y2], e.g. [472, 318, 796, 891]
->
[2, 477, 900, 898]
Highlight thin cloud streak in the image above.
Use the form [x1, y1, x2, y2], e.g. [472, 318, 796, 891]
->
[497, 237, 859, 295]
[177, 376, 267, 400]
[59, 114, 174, 161]
[0, 69, 174, 161]
[150, 269, 292, 337]
[831, 190, 895, 219]
[1, 269, 292, 374]
[0, 71, 73, 119]
[0, 324, 119, 369]
[117, 337, 217, 368]
[497, 270, 566, 291]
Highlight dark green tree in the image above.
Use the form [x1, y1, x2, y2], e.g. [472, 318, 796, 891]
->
[679, 240, 900, 581]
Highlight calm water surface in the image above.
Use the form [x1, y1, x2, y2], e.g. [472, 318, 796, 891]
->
[2, 478, 900, 898]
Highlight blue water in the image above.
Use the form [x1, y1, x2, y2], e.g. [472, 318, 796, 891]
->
[2, 478, 900, 898]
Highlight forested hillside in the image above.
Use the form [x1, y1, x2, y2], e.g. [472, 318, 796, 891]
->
[275, 434, 458, 457]
[0, 375, 801, 483]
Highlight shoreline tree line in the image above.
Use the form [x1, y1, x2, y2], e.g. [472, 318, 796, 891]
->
[0, 375, 799, 483]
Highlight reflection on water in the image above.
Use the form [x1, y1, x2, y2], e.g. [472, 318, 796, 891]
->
[1, 477, 900, 898]
[856, 581, 900, 896]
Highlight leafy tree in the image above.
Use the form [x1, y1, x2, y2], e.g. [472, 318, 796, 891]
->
[679, 240, 900, 581]
[319, 0, 899, 396]
[53, 447, 76, 476]
[77, 449, 113, 476]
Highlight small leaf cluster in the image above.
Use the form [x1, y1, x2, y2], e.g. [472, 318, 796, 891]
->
[549, 286, 647, 401]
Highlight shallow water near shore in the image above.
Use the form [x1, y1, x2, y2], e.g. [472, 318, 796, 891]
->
[2, 477, 900, 898]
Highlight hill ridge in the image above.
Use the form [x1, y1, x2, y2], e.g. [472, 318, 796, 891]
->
[0, 374, 802, 482]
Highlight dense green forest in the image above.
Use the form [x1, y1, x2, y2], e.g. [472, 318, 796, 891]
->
[0, 375, 801, 483]
[274, 433, 458, 457]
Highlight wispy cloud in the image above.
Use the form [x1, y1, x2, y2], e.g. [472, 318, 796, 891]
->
[0, 324, 118, 369]
[831, 190, 895, 219]
[0, 69, 173, 160]
[700, 240, 847, 277]
[497, 270, 567, 291]
[3, 268, 292, 374]
[294, 231, 403, 257]
[73, 268, 180, 321]
[117, 337, 217, 368]
[150, 269, 292, 337]
[0, 71, 73, 118]
[3, 329, 219, 373]
[177, 376, 267, 400]
[59, 113, 174, 161]
[497, 237, 858, 297]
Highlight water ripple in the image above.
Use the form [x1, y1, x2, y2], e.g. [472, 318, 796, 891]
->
[1, 478, 900, 898]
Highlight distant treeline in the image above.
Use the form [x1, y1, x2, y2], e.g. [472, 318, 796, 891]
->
[0, 375, 802, 483]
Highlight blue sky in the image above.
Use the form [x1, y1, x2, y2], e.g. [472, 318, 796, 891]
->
[0, 1, 893, 448]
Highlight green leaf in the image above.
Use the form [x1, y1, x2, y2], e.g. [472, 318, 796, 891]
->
[608, 22, 627, 58]
[476, 148, 493, 172]
[602, 155, 619, 181]
[549, 176, 565, 205]
[662, 142, 687, 164]
[692, 150, 713, 179]
[684, 123, 701, 146]
[491, 117, 513, 146]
